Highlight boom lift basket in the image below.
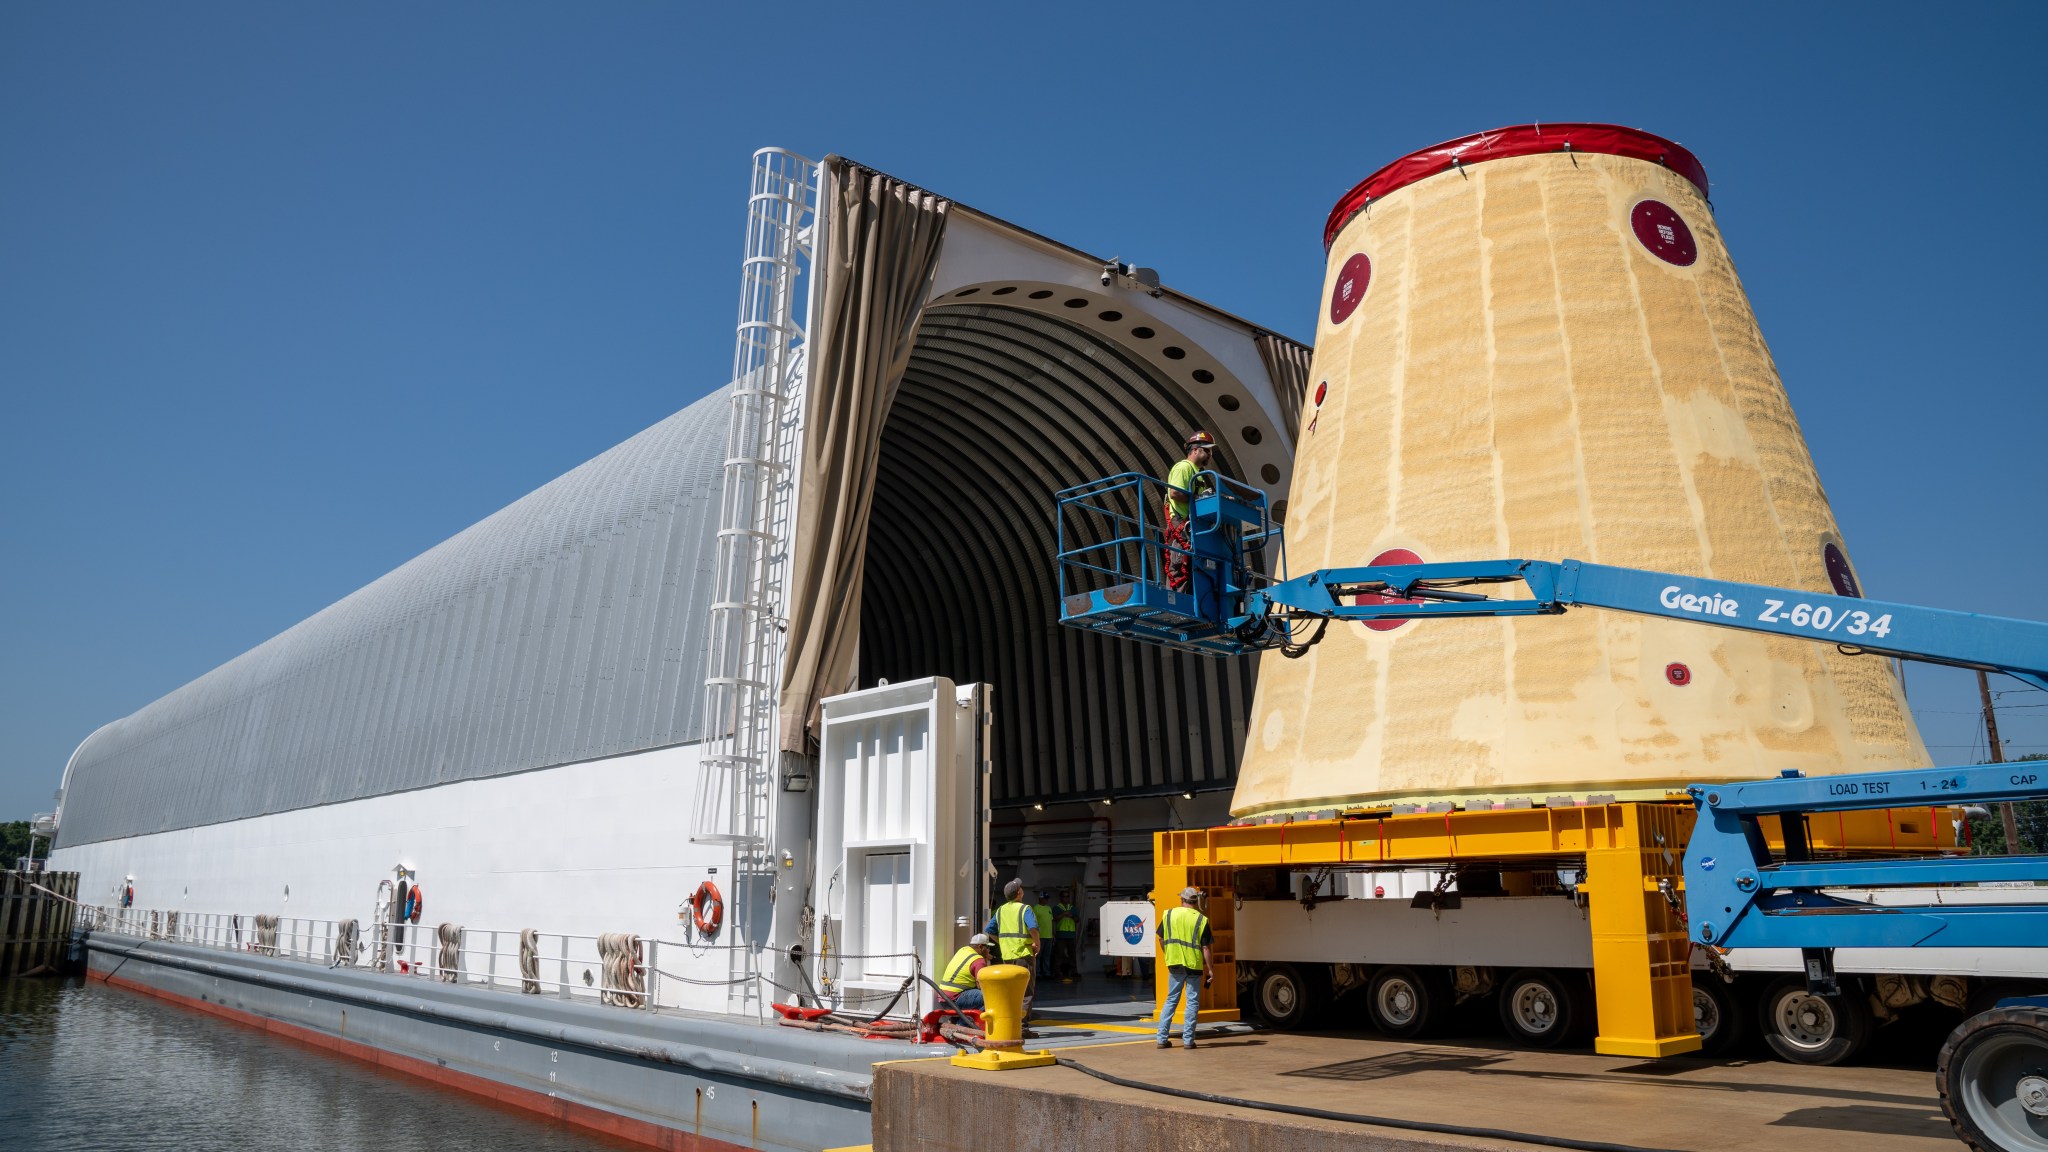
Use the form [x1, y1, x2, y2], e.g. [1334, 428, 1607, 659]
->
[1054, 470, 1283, 657]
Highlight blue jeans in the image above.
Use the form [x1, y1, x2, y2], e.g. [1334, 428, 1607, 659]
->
[946, 988, 984, 1010]
[1157, 966, 1201, 1044]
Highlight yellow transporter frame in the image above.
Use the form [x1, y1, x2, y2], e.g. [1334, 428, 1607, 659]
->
[1152, 801, 1962, 1057]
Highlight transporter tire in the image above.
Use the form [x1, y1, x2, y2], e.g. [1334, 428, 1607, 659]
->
[1937, 1006, 2048, 1152]
[1497, 969, 1590, 1048]
[1693, 977, 1748, 1056]
[1253, 964, 1329, 1031]
[1758, 975, 1872, 1066]
[1368, 966, 1450, 1039]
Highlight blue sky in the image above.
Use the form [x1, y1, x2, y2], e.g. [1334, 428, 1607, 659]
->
[3, 4, 2044, 819]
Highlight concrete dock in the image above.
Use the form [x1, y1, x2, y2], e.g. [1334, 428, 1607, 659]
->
[874, 1030, 1958, 1152]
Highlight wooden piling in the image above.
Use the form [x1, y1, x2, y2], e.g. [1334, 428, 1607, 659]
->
[1, 871, 79, 977]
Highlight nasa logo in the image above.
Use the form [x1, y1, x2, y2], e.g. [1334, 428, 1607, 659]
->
[1630, 200, 1698, 267]
[1121, 914, 1146, 945]
[1329, 253, 1371, 324]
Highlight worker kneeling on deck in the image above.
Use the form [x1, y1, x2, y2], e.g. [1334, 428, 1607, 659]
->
[937, 934, 995, 1010]
[1155, 887, 1213, 1050]
[986, 879, 1041, 1015]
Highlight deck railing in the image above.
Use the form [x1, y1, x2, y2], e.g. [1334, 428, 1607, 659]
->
[77, 903, 927, 1021]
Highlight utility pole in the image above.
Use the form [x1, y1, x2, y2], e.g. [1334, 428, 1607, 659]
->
[1978, 671, 2023, 854]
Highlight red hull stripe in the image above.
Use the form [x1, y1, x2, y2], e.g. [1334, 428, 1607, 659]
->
[1325, 123, 1710, 250]
[91, 967, 753, 1152]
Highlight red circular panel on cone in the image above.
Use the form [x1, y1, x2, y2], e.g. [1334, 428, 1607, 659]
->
[1631, 201, 1698, 266]
[1354, 548, 1424, 632]
[1313, 380, 1328, 407]
[1666, 663, 1692, 686]
[1329, 253, 1371, 324]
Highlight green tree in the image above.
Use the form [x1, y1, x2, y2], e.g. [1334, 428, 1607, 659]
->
[1966, 753, 2048, 856]
[0, 821, 33, 868]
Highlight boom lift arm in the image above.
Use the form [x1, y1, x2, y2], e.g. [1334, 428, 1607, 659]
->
[1055, 477, 2048, 958]
[1250, 557, 2048, 693]
[1057, 474, 2048, 1148]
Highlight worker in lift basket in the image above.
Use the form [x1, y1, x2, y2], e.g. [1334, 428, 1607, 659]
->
[1155, 887, 1213, 1050]
[935, 934, 995, 1010]
[985, 878, 1041, 1015]
[1161, 431, 1216, 592]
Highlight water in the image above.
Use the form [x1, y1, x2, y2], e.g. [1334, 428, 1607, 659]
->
[0, 976, 641, 1151]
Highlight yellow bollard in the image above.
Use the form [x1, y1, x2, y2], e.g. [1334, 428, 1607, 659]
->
[949, 963, 1055, 1071]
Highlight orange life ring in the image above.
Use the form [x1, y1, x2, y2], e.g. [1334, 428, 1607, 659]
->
[691, 881, 723, 936]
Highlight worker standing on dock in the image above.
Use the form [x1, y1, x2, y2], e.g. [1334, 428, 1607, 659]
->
[986, 879, 1041, 1013]
[1155, 887, 1213, 1050]
[1032, 891, 1057, 981]
[1161, 432, 1215, 591]
[936, 933, 994, 1009]
[1053, 893, 1079, 981]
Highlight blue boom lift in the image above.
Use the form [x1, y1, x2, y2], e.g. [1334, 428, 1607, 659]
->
[1057, 471, 2048, 1152]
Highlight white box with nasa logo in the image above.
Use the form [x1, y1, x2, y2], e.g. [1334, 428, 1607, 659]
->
[1098, 900, 1156, 957]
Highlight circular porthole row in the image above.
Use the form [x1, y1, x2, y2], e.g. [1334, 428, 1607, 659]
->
[930, 282, 1286, 495]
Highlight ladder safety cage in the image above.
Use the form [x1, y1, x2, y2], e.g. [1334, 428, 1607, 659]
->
[1054, 470, 1284, 658]
[696, 147, 818, 848]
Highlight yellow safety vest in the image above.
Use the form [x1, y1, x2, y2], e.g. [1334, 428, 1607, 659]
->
[938, 946, 982, 993]
[1160, 905, 1208, 971]
[994, 901, 1035, 961]
[1054, 903, 1077, 934]
[1032, 903, 1054, 943]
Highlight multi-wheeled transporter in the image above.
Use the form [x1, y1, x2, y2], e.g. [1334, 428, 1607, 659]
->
[1060, 466, 2048, 1145]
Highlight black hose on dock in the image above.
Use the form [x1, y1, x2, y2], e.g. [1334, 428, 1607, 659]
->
[1051, 1055, 1689, 1152]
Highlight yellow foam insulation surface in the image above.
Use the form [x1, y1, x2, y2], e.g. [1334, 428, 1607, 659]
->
[1234, 151, 1929, 818]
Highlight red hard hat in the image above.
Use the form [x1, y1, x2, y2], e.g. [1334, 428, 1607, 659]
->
[1185, 430, 1215, 448]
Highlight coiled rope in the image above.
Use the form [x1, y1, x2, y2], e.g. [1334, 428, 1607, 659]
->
[436, 923, 462, 983]
[596, 933, 643, 1008]
[518, 928, 540, 994]
[331, 919, 359, 967]
[252, 914, 279, 956]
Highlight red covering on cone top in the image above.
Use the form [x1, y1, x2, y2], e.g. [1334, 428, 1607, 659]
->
[1325, 124, 1709, 251]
